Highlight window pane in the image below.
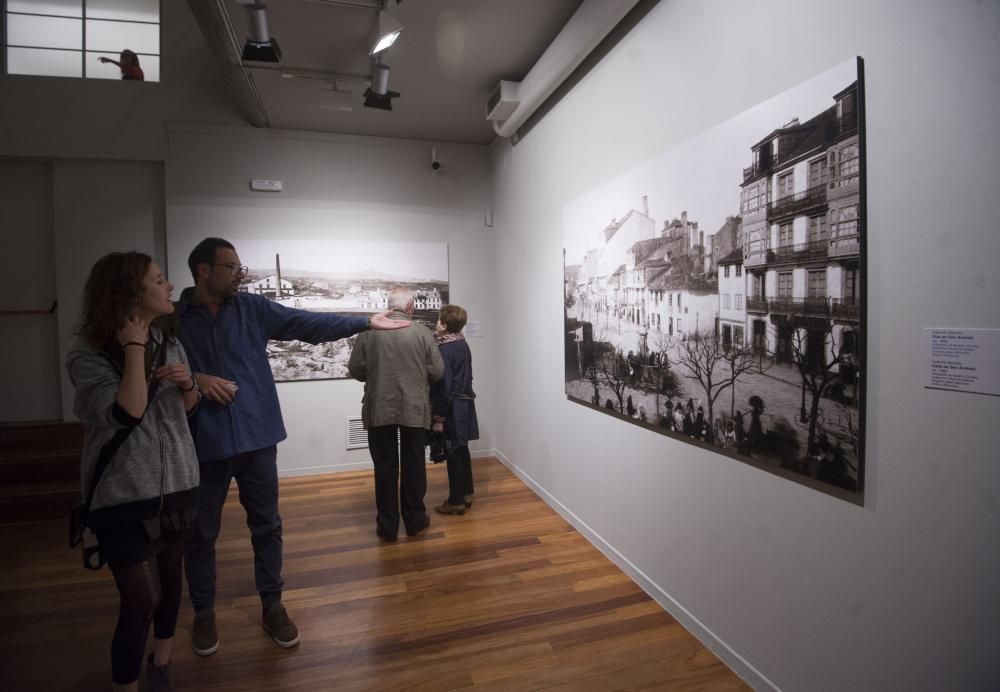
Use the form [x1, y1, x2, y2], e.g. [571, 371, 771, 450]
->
[7, 47, 82, 77]
[7, 14, 82, 50]
[87, 0, 158, 23]
[8, 0, 81, 17]
[137, 53, 159, 81]
[85, 51, 160, 81]
[86, 19, 159, 54]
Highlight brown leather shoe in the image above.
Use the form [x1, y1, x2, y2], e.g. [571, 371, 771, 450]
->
[435, 501, 466, 516]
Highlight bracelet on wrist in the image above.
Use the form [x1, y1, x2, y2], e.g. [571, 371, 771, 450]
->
[179, 379, 198, 392]
[122, 341, 146, 349]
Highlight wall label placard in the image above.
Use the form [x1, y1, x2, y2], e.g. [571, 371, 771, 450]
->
[925, 328, 1000, 396]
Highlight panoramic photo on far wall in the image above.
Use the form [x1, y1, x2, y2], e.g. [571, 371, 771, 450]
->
[564, 58, 866, 503]
[237, 239, 449, 382]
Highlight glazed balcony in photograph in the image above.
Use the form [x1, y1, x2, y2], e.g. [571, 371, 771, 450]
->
[828, 233, 860, 258]
[767, 183, 827, 219]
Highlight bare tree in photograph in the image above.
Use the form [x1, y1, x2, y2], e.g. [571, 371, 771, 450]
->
[721, 342, 770, 417]
[596, 342, 630, 414]
[650, 329, 681, 415]
[791, 326, 857, 458]
[675, 330, 733, 429]
[833, 400, 860, 461]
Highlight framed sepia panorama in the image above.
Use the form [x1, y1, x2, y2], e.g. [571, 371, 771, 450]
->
[236, 239, 449, 382]
[564, 57, 867, 504]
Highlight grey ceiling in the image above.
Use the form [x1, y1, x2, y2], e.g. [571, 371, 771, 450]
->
[222, 0, 584, 145]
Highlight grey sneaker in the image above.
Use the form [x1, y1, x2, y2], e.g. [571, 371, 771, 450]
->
[191, 609, 220, 657]
[263, 604, 300, 648]
[147, 653, 173, 692]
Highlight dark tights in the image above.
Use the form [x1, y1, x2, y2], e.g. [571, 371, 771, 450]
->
[108, 536, 184, 684]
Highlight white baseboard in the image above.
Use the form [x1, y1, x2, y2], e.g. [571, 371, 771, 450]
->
[278, 461, 372, 477]
[493, 449, 779, 692]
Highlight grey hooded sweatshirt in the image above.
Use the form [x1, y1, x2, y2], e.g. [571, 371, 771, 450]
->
[66, 327, 200, 529]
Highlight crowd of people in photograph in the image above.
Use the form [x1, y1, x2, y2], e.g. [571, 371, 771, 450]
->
[68, 238, 477, 691]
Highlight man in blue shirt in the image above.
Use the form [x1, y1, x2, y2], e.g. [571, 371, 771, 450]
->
[178, 237, 408, 656]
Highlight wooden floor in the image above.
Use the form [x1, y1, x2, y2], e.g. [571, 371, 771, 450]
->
[0, 458, 749, 691]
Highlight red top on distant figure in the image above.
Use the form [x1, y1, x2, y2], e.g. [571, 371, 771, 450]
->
[98, 49, 144, 81]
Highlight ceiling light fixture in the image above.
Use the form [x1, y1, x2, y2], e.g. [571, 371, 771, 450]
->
[241, 3, 282, 63]
[363, 61, 399, 110]
[369, 10, 403, 55]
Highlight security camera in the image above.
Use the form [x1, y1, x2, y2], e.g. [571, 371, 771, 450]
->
[431, 147, 441, 171]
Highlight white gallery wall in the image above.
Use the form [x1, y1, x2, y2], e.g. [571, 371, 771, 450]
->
[490, 1, 1000, 690]
[165, 124, 496, 475]
[0, 160, 164, 422]
[0, 161, 59, 421]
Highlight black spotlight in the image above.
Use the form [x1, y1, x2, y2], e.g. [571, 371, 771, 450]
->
[363, 62, 399, 111]
[242, 3, 282, 63]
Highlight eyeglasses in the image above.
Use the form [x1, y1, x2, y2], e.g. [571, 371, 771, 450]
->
[214, 262, 248, 276]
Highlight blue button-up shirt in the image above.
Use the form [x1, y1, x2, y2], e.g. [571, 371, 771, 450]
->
[176, 288, 368, 463]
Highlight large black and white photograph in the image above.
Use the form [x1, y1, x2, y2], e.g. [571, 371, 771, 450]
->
[564, 58, 865, 502]
[238, 239, 449, 382]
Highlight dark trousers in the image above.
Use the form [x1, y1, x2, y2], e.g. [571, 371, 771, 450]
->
[446, 445, 475, 506]
[185, 446, 283, 613]
[368, 425, 427, 536]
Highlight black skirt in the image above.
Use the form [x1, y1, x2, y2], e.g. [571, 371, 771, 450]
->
[95, 506, 197, 568]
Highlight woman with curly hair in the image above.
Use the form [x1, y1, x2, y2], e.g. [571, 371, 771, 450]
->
[66, 252, 200, 691]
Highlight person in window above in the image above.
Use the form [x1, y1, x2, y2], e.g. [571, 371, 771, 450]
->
[174, 237, 409, 658]
[430, 304, 480, 517]
[66, 252, 201, 692]
[98, 49, 144, 81]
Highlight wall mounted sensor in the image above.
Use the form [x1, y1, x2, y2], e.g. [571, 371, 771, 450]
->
[431, 147, 441, 171]
[250, 179, 283, 192]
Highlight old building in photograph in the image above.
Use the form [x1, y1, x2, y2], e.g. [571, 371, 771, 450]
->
[244, 274, 296, 299]
[741, 82, 861, 380]
[717, 249, 747, 350]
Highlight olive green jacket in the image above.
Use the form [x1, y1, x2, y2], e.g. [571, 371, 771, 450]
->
[347, 312, 444, 429]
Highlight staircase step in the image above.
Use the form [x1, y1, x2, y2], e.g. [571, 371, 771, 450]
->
[0, 422, 84, 524]
[0, 480, 79, 524]
[0, 421, 84, 454]
[0, 452, 79, 484]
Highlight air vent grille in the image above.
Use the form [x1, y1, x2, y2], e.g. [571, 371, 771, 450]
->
[346, 417, 367, 450]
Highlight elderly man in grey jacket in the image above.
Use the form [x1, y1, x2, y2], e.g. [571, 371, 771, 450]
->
[348, 288, 444, 541]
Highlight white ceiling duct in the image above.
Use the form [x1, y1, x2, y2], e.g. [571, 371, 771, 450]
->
[491, 0, 642, 139]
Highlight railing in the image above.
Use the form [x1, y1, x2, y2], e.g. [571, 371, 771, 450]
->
[742, 151, 779, 182]
[769, 297, 832, 317]
[746, 297, 769, 313]
[831, 297, 860, 320]
[0, 301, 57, 316]
[767, 183, 827, 219]
[770, 238, 830, 264]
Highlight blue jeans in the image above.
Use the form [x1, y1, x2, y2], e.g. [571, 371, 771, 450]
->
[184, 446, 283, 613]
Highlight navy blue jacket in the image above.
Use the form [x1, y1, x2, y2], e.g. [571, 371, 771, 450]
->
[431, 338, 479, 447]
[176, 288, 368, 462]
